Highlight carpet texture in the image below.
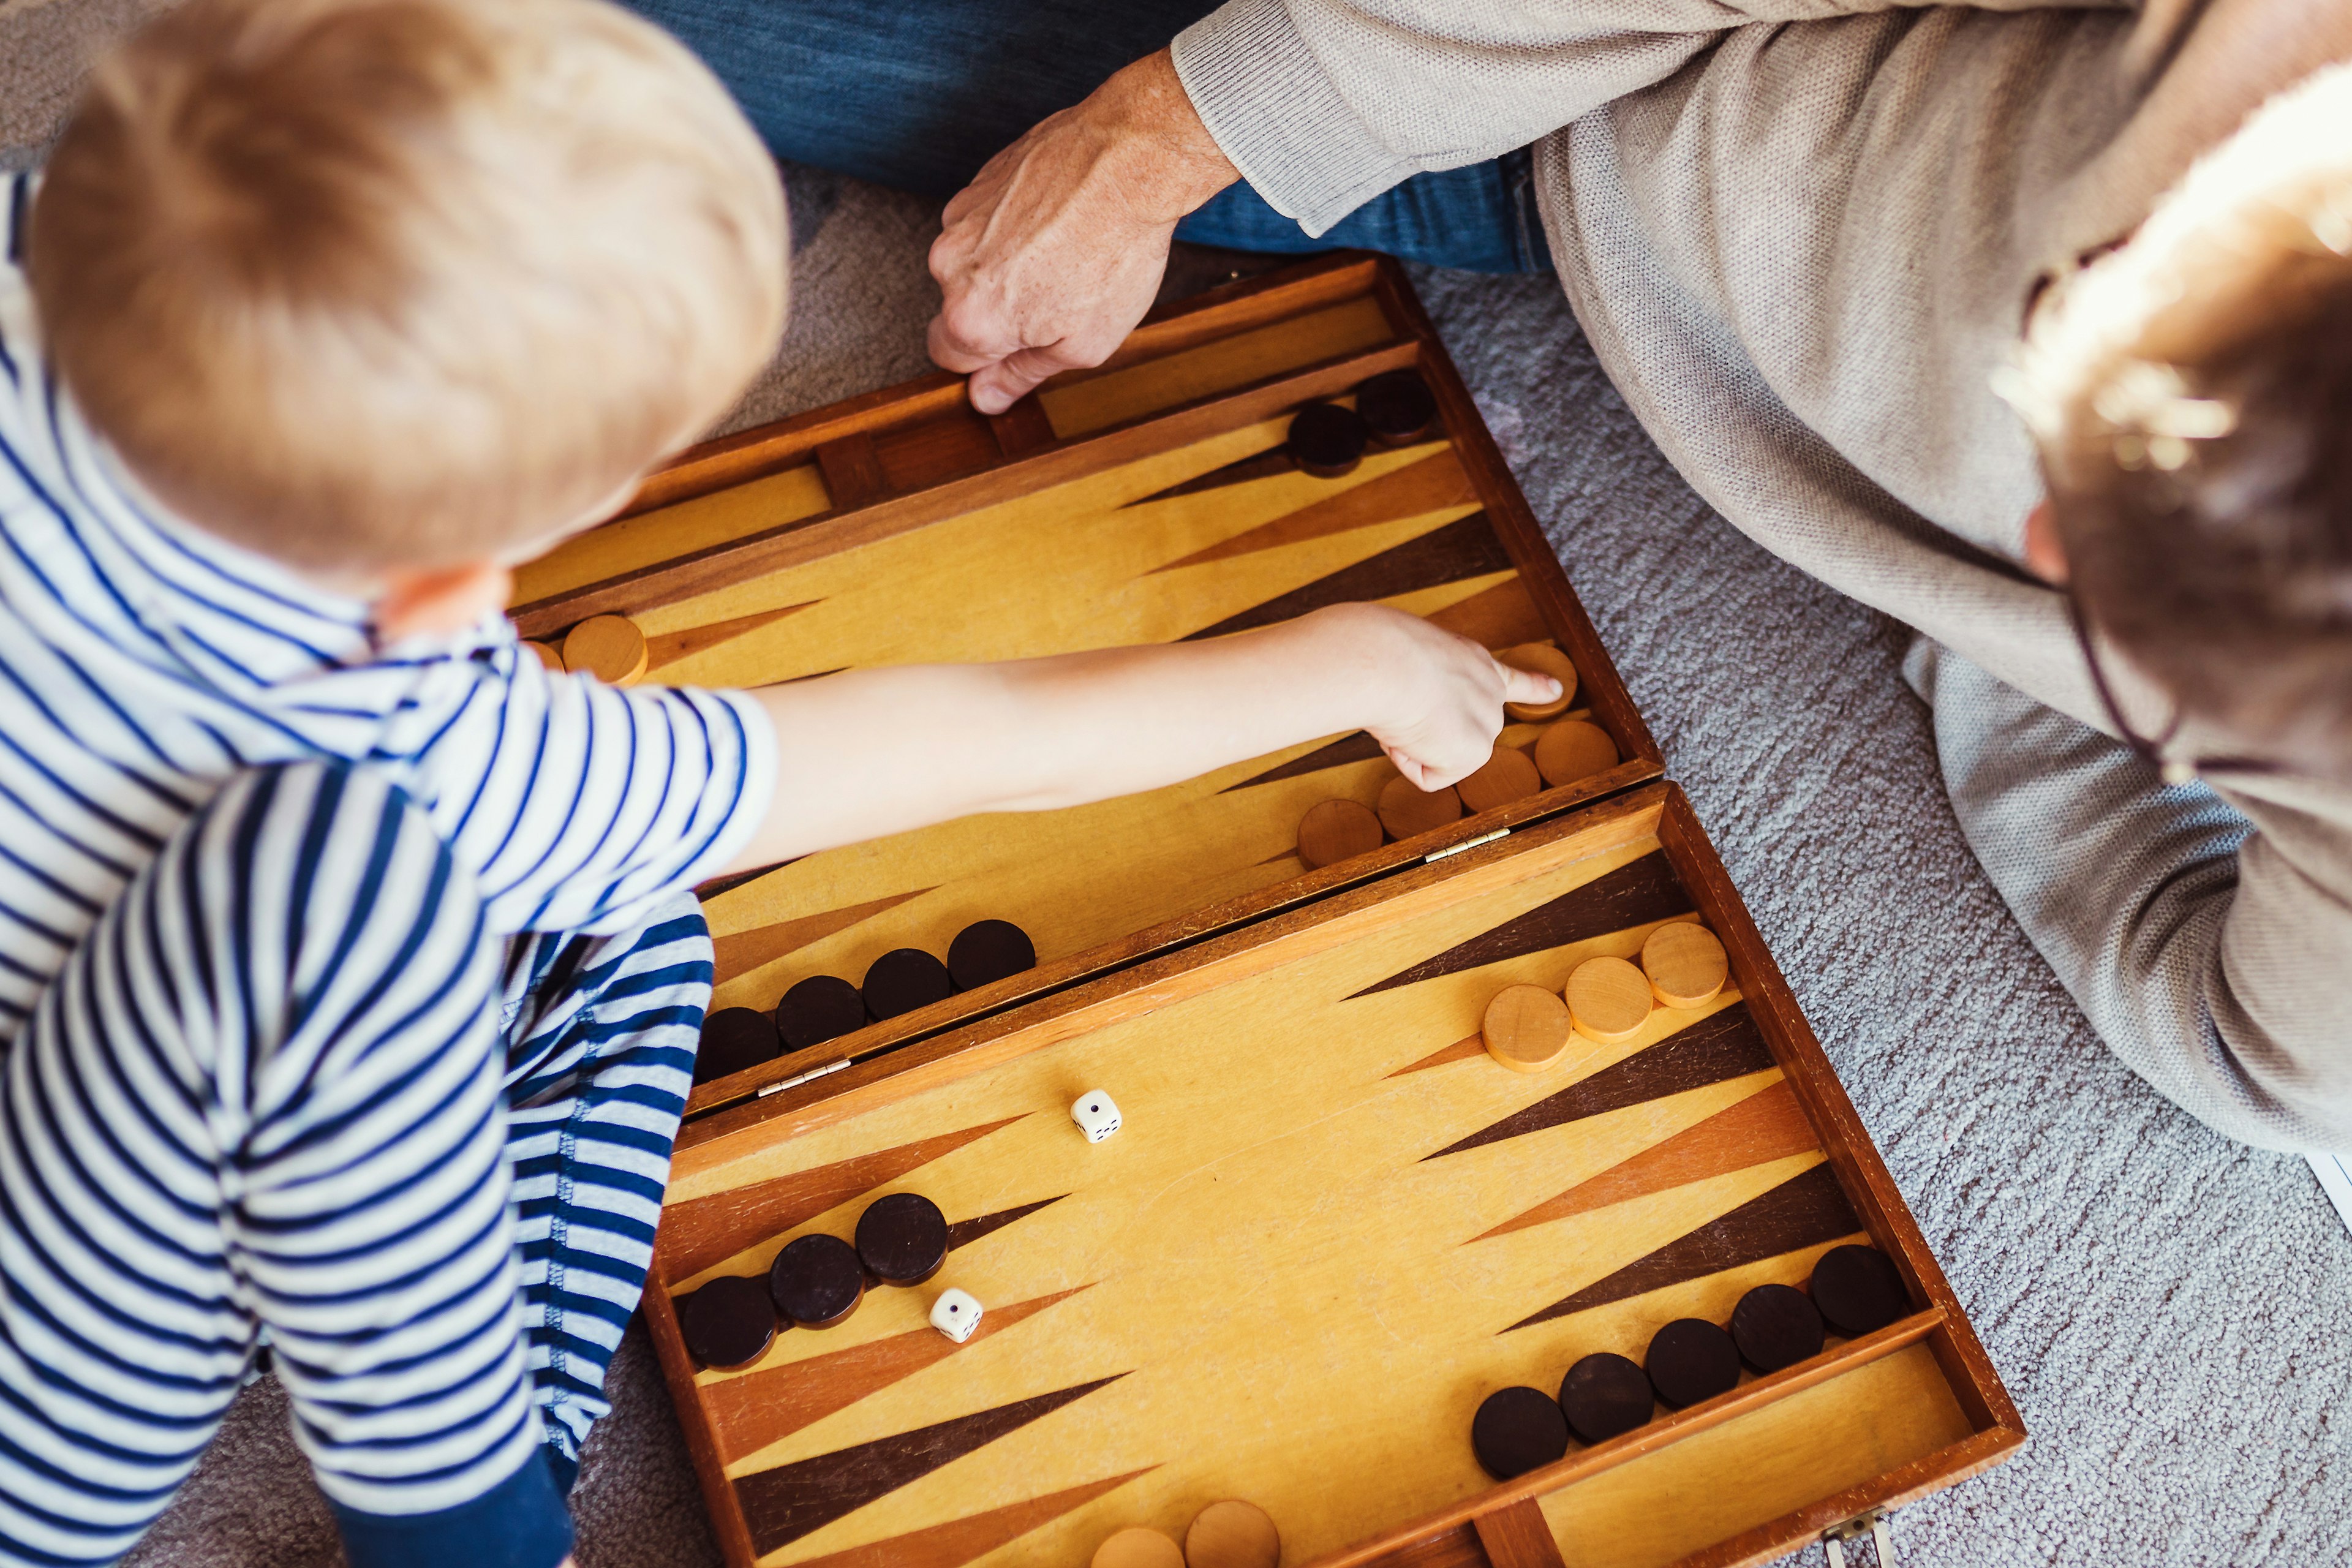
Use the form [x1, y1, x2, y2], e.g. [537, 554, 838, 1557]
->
[2, 6, 2346, 1562]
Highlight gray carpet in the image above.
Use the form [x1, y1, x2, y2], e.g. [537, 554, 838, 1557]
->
[4, 6, 2348, 1563]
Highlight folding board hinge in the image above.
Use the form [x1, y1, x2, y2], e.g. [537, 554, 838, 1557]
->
[1426, 827, 1508, 864]
[757, 1057, 852, 1098]
[1823, 1509, 1897, 1568]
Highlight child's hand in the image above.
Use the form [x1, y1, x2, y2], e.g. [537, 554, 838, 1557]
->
[1317, 605, 1564, 791]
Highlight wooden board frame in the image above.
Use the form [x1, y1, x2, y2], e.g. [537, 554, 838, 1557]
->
[512, 254, 1669, 1118]
[645, 785, 2024, 1568]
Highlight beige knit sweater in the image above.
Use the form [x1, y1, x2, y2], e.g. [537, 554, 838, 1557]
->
[1173, 0, 2352, 1150]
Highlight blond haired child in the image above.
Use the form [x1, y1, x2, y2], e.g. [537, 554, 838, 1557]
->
[0, 0, 1550, 1563]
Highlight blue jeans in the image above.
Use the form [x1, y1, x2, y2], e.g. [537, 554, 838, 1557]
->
[621, 0, 1553, 274]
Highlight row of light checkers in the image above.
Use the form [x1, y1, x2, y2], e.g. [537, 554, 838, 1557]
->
[674, 1091, 1123, 1370]
[1470, 1243, 1914, 1480]
[692, 918, 1041, 1085]
[521, 372, 1444, 692]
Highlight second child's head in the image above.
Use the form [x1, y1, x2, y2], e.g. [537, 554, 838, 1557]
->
[2002, 64, 2352, 782]
[28, 0, 786, 623]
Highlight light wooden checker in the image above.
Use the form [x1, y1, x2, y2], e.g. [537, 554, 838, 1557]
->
[1566, 957, 1654, 1046]
[1642, 921, 1729, 1011]
[649, 802, 2003, 1568]
[564, 612, 650, 685]
[1482, 984, 1573, 1074]
[1185, 1501, 1280, 1568]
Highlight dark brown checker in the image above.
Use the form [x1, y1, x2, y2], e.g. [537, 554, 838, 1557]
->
[854, 1192, 948, 1287]
[947, 920, 1036, 992]
[1557, 1353, 1654, 1446]
[770, 1233, 866, 1328]
[1644, 1319, 1741, 1409]
[1732, 1283, 1826, 1373]
[778, 975, 869, 1053]
[1811, 1243, 1914, 1338]
[1357, 368, 1440, 447]
[679, 1275, 778, 1371]
[1471, 1387, 1570, 1481]
[862, 948, 953, 1021]
[697, 1006, 782, 1084]
[1286, 401, 1369, 478]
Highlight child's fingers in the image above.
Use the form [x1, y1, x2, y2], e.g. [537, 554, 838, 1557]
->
[1383, 747, 1436, 792]
[1496, 662, 1564, 706]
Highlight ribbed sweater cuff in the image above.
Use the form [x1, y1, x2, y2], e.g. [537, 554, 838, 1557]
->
[1172, 0, 1414, 238]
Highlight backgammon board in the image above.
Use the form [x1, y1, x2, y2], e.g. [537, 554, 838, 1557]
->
[512, 254, 2021, 1568]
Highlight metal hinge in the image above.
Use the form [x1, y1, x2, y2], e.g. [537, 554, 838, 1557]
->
[1425, 827, 1508, 864]
[756, 1057, 851, 1098]
[1823, 1510, 1897, 1568]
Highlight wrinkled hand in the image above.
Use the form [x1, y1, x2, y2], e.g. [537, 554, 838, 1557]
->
[1321, 606, 1561, 791]
[927, 48, 1237, 415]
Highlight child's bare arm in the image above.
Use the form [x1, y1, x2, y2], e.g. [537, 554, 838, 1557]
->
[720, 603, 1559, 873]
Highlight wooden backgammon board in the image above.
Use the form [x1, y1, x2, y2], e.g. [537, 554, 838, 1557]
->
[512, 254, 2022, 1568]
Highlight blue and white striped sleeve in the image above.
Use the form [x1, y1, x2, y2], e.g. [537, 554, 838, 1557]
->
[399, 646, 775, 937]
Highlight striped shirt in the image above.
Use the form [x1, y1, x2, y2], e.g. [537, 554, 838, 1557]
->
[0, 170, 775, 1044]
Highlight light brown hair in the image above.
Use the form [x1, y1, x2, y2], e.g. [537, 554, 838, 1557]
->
[2000, 64, 2352, 777]
[28, 0, 787, 574]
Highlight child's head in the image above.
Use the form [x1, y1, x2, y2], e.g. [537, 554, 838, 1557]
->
[2002, 64, 2352, 780]
[28, 0, 786, 584]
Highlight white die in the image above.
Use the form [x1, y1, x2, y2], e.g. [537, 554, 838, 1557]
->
[1070, 1091, 1121, 1143]
[929, 1287, 983, 1343]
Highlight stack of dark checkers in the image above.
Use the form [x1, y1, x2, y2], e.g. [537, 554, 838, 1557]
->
[1469, 1246, 1913, 1472]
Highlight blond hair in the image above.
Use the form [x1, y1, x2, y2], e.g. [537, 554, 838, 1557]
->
[28, 0, 787, 573]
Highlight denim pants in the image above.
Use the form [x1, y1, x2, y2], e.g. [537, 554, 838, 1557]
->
[619, 0, 1553, 273]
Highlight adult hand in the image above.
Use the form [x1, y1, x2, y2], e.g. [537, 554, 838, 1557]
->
[927, 48, 1238, 415]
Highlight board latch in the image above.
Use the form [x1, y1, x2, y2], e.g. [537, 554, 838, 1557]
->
[1823, 1509, 1897, 1567]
